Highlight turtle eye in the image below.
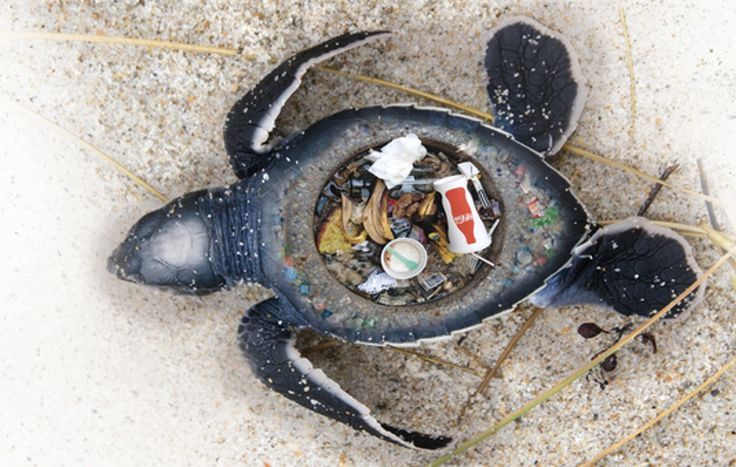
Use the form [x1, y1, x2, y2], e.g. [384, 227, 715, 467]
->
[108, 190, 226, 295]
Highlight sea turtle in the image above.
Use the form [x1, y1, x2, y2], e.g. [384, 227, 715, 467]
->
[108, 17, 704, 449]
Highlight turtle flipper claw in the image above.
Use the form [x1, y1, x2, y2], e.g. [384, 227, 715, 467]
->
[238, 298, 451, 449]
[485, 17, 587, 156]
[531, 217, 705, 318]
[224, 30, 391, 177]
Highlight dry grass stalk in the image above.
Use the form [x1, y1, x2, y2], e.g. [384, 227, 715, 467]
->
[429, 248, 734, 466]
[3, 31, 724, 206]
[619, 7, 638, 141]
[599, 219, 734, 243]
[301, 339, 341, 355]
[1, 95, 167, 202]
[455, 307, 543, 424]
[582, 356, 736, 465]
[454, 344, 491, 371]
[301, 338, 477, 375]
[388, 347, 479, 376]
[637, 165, 678, 216]
[316, 67, 724, 207]
[696, 159, 736, 286]
[0, 31, 237, 55]
[8, 29, 734, 463]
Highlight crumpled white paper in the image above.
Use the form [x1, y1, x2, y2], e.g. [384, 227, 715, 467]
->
[367, 133, 427, 188]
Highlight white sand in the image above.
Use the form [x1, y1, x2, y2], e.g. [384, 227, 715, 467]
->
[1, 1, 734, 465]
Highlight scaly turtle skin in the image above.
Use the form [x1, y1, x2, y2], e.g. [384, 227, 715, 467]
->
[109, 19, 704, 449]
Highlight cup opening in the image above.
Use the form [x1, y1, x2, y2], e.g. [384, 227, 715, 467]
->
[381, 238, 428, 280]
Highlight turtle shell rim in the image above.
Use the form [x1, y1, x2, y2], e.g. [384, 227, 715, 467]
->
[310, 137, 505, 309]
[267, 104, 591, 345]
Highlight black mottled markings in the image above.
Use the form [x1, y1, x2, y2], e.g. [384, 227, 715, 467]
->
[485, 18, 584, 156]
[237, 297, 450, 449]
[223, 31, 390, 178]
[535, 219, 702, 318]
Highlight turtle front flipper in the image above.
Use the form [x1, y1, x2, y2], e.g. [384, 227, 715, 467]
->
[531, 217, 705, 318]
[485, 17, 587, 156]
[238, 297, 451, 449]
[224, 31, 391, 178]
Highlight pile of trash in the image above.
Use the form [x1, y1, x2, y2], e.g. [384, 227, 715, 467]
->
[314, 135, 501, 306]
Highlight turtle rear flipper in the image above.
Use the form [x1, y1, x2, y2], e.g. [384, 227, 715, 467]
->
[531, 218, 705, 318]
[485, 17, 587, 156]
[238, 298, 451, 449]
[224, 31, 391, 178]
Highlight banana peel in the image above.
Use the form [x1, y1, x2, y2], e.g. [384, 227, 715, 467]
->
[363, 180, 391, 244]
[341, 194, 368, 244]
[379, 191, 394, 241]
[428, 223, 457, 264]
[417, 192, 437, 218]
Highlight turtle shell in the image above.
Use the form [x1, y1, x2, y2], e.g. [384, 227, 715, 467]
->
[257, 105, 590, 345]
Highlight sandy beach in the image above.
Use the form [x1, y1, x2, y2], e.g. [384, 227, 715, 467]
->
[1, 1, 734, 465]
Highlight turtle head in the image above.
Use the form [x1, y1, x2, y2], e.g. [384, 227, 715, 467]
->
[108, 189, 226, 295]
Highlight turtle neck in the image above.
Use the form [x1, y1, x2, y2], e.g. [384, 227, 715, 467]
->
[202, 179, 263, 286]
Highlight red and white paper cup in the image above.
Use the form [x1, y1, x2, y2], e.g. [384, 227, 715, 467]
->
[433, 174, 492, 254]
